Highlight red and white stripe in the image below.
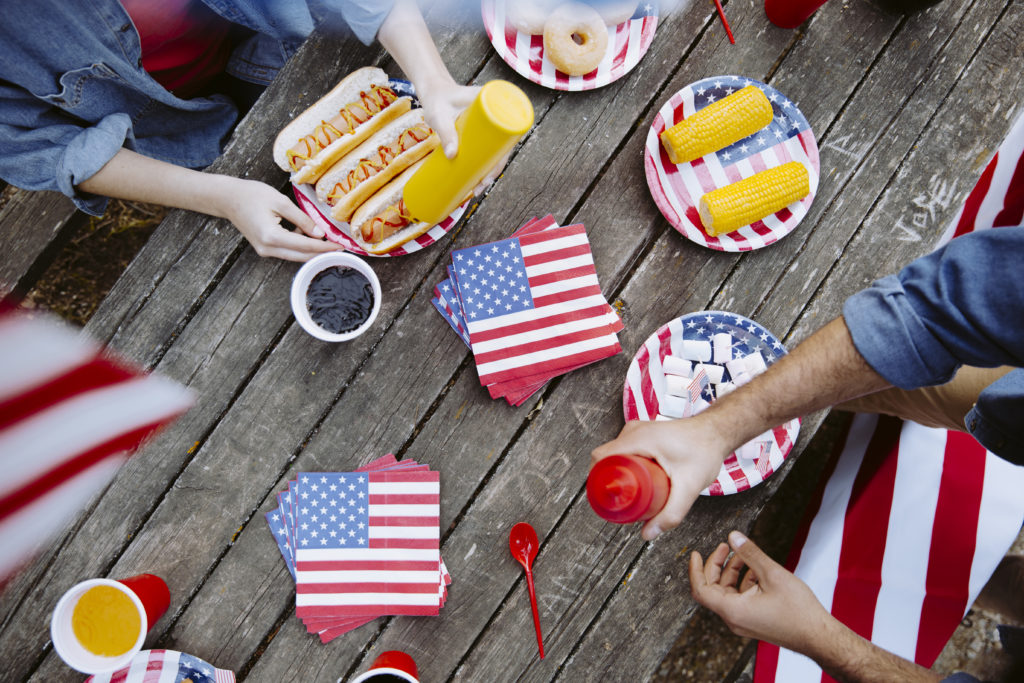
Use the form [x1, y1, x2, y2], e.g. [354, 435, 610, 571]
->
[467, 224, 621, 387]
[644, 81, 820, 252]
[291, 183, 464, 257]
[482, 0, 658, 92]
[0, 311, 193, 583]
[755, 415, 1024, 680]
[294, 472, 441, 618]
[755, 111, 1024, 680]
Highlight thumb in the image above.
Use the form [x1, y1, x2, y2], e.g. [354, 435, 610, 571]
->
[728, 531, 779, 580]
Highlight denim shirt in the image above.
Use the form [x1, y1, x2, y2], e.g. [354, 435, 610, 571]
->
[0, 0, 393, 215]
[843, 226, 1024, 464]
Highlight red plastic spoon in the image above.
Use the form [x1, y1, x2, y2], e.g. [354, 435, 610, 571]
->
[509, 522, 544, 659]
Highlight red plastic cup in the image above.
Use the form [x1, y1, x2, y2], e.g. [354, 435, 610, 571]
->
[764, 0, 831, 28]
[350, 650, 419, 683]
[587, 455, 670, 524]
[117, 574, 170, 629]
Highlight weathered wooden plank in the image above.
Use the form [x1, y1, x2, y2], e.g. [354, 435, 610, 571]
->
[783, 0, 1024, 343]
[0, 188, 79, 296]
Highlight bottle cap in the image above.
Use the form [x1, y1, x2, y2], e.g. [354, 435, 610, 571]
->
[587, 455, 657, 524]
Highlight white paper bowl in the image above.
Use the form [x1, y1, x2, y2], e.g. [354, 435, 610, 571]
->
[291, 252, 382, 342]
[50, 578, 147, 674]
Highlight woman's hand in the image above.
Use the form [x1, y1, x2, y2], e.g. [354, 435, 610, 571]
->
[213, 177, 343, 262]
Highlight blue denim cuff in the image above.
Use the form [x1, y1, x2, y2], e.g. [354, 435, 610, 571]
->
[842, 274, 959, 390]
[56, 113, 133, 216]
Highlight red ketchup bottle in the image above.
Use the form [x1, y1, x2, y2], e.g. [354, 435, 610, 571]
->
[586, 455, 670, 524]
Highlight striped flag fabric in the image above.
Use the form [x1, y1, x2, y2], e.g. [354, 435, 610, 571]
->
[481, 0, 659, 92]
[754, 111, 1024, 680]
[85, 649, 234, 683]
[0, 306, 193, 585]
[265, 455, 449, 642]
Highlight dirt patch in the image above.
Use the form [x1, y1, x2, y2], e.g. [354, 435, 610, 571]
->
[24, 199, 167, 324]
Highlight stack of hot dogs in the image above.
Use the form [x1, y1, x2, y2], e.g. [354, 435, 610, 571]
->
[274, 67, 441, 254]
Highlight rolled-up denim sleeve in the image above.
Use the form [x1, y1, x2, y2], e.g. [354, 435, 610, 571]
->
[842, 227, 1024, 390]
[0, 81, 131, 216]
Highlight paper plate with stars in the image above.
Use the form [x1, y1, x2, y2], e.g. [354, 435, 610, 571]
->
[481, 0, 658, 91]
[644, 75, 820, 251]
[622, 311, 801, 495]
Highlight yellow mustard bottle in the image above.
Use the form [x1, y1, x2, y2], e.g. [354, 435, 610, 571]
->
[403, 80, 534, 225]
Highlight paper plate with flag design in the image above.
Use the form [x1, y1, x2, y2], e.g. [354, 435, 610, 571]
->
[481, 0, 658, 91]
[622, 311, 801, 495]
[645, 75, 820, 251]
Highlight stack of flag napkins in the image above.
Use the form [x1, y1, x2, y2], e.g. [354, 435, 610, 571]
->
[432, 215, 623, 405]
[265, 454, 449, 643]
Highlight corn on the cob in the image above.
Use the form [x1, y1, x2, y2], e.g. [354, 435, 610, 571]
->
[660, 86, 774, 165]
[698, 161, 809, 236]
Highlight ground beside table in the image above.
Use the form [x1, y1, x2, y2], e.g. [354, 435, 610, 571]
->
[1, 0, 1021, 681]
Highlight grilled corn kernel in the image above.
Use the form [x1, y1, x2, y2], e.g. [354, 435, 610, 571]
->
[660, 86, 774, 165]
[698, 161, 810, 236]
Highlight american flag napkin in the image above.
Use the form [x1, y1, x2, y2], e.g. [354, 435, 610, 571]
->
[431, 216, 622, 405]
[265, 454, 449, 643]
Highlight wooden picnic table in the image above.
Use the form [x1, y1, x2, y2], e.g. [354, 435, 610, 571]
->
[2, 0, 1022, 680]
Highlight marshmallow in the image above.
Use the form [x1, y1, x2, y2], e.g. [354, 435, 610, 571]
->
[655, 413, 674, 422]
[665, 374, 690, 398]
[736, 440, 764, 461]
[697, 363, 725, 385]
[659, 393, 687, 418]
[732, 371, 752, 387]
[712, 333, 733, 363]
[714, 381, 736, 398]
[725, 358, 747, 380]
[681, 339, 712, 362]
[662, 355, 692, 378]
[743, 351, 767, 375]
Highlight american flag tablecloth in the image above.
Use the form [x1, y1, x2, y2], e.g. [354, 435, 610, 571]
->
[0, 306, 193, 585]
[754, 111, 1024, 680]
[265, 454, 449, 643]
[644, 75, 820, 251]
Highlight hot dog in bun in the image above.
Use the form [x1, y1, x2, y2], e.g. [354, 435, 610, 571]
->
[347, 159, 445, 255]
[274, 66, 411, 185]
[313, 109, 439, 223]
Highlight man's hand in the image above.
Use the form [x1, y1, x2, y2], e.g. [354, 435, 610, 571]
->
[691, 531, 941, 682]
[213, 177, 342, 262]
[591, 418, 730, 540]
[690, 531, 832, 652]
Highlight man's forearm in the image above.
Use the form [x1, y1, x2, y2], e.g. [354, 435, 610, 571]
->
[808, 616, 940, 683]
[700, 317, 891, 453]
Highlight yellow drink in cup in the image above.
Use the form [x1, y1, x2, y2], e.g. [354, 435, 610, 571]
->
[402, 80, 534, 225]
[71, 585, 142, 657]
[51, 578, 147, 674]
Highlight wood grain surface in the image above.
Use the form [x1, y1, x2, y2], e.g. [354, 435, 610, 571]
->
[2, 0, 1022, 681]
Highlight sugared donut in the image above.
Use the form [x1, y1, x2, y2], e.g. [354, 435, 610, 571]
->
[543, 3, 609, 76]
[591, 0, 638, 26]
[506, 0, 559, 35]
